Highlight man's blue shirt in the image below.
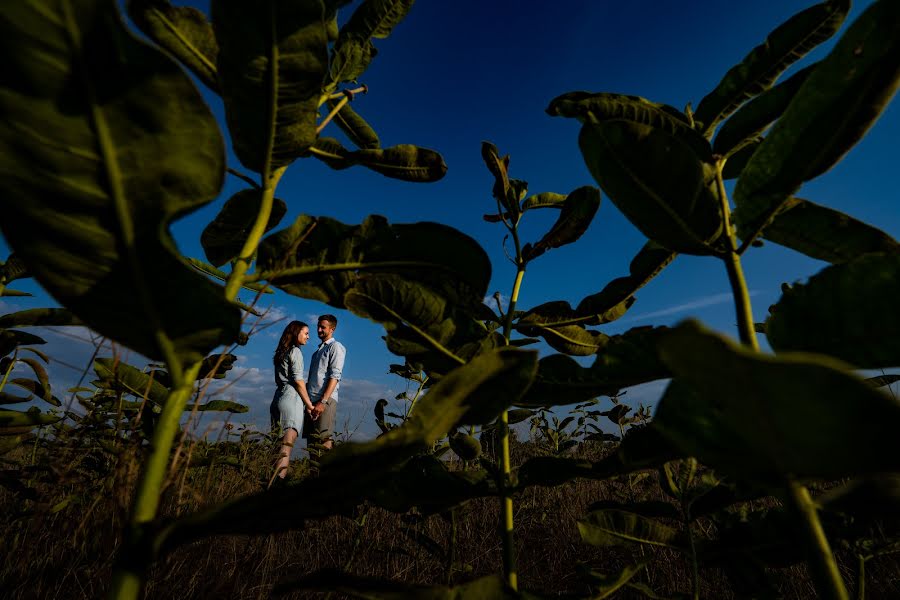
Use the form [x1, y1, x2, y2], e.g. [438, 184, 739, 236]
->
[307, 337, 346, 402]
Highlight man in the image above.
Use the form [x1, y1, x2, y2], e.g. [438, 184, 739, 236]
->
[304, 314, 346, 451]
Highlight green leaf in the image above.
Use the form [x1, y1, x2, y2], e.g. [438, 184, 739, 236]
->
[326, 99, 380, 149]
[340, 0, 416, 41]
[515, 323, 608, 357]
[371, 455, 494, 514]
[17, 358, 50, 400]
[766, 253, 900, 368]
[480, 141, 520, 220]
[328, 38, 377, 85]
[258, 215, 489, 310]
[694, 0, 850, 135]
[0, 0, 241, 366]
[518, 327, 670, 407]
[576, 241, 677, 322]
[865, 374, 900, 388]
[0, 254, 29, 285]
[522, 186, 600, 261]
[198, 353, 238, 380]
[0, 391, 33, 406]
[578, 562, 650, 600]
[0, 330, 46, 359]
[761, 197, 900, 264]
[720, 137, 762, 180]
[578, 509, 683, 549]
[194, 400, 248, 413]
[654, 320, 900, 481]
[578, 121, 723, 255]
[522, 191, 566, 212]
[126, 0, 219, 92]
[94, 358, 170, 406]
[0, 408, 61, 433]
[547, 92, 710, 157]
[0, 308, 83, 329]
[713, 63, 816, 156]
[274, 571, 517, 600]
[506, 408, 534, 425]
[8, 379, 61, 407]
[213, 0, 328, 172]
[310, 138, 447, 182]
[0, 290, 31, 298]
[200, 190, 288, 267]
[733, 0, 900, 244]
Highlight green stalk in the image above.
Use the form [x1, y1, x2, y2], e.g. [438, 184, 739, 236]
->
[787, 481, 849, 600]
[223, 166, 286, 301]
[498, 225, 526, 591]
[110, 361, 203, 599]
[715, 162, 759, 351]
[856, 554, 866, 600]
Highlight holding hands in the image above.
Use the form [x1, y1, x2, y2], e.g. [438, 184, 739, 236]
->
[305, 401, 326, 421]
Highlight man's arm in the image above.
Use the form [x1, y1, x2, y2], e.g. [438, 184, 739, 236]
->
[314, 343, 345, 414]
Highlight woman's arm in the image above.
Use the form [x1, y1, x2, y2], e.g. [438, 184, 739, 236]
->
[293, 379, 314, 412]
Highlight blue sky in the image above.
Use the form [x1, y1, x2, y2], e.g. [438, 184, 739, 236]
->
[3, 0, 898, 439]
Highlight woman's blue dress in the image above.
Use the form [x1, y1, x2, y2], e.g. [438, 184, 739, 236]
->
[270, 346, 305, 433]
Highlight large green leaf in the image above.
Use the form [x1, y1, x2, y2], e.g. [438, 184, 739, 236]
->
[547, 92, 710, 158]
[200, 189, 288, 267]
[194, 400, 248, 413]
[762, 197, 900, 264]
[578, 509, 684, 549]
[0, 0, 241, 366]
[518, 327, 670, 407]
[713, 63, 816, 156]
[733, 0, 900, 243]
[0, 331, 45, 359]
[213, 0, 328, 173]
[126, 0, 219, 92]
[694, 0, 850, 135]
[0, 407, 61, 433]
[766, 253, 900, 368]
[578, 121, 723, 255]
[310, 137, 446, 182]
[94, 358, 170, 405]
[326, 98, 380, 149]
[274, 571, 518, 600]
[327, 0, 415, 88]
[522, 186, 600, 261]
[0, 308, 83, 329]
[258, 215, 490, 310]
[517, 323, 608, 357]
[654, 320, 900, 481]
[370, 454, 494, 514]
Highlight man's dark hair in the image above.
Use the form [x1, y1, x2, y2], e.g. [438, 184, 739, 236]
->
[318, 314, 338, 328]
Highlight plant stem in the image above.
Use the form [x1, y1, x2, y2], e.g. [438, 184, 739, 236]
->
[715, 162, 759, 351]
[498, 232, 526, 591]
[787, 481, 849, 600]
[223, 166, 286, 301]
[857, 554, 866, 600]
[110, 361, 203, 599]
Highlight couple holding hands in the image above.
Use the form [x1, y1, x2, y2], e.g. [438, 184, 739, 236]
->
[270, 314, 346, 482]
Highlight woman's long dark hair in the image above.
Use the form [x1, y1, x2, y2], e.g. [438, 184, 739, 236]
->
[273, 320, 308, 368]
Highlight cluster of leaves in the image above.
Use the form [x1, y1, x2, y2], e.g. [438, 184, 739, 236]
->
[0, 0, 899, 598]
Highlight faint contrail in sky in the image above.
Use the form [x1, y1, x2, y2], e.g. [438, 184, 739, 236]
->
[619, 291, 760, 323]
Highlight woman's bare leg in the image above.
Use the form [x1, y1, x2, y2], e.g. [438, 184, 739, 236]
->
[274, 427, 298, 480]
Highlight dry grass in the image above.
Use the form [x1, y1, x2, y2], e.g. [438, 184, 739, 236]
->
[2, 434, 899, 599]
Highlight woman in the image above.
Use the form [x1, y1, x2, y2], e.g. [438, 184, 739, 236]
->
[270, 320, 315, 485]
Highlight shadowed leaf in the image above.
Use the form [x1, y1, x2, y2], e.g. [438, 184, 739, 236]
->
[198, 353, 238, 380]
[713, 64, 816, 156]
[0, 408, 61, 432]
[518, 327, 670, 407]
[259, 215, 489, 310]
[516, 323, 608, 357]
[694, 0, 850, 135]
[721, 138, 762, 180]
[522, 186, 600, 261]
[578, 121, 723, 255]
[762, 197, 899, 264]
[200, 190, 288, 267]
[578, 562, 649, 600]
[0, 309, 82, 329]
[310, 138, 446, 182]
[0, 0, 241, 366]
[766, 253, 900, 368]
[372, 454, 494, 514]
[0, 255, 29, 285]
[127, 0, 219, 92]
[866, 374, 900, 388]
[213, 0, 328, 172]
[7, 379, 60, 407]
[547, 92, 709, 157]
[654, 320, 900, 481]
[194, 400, 248, 413]
[0, 331, 46, 358]
[734, 0, 900, 244]
[327, 99, 380, 149]
[579, 509, 684, 549]
[94, 359, 169, 406]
